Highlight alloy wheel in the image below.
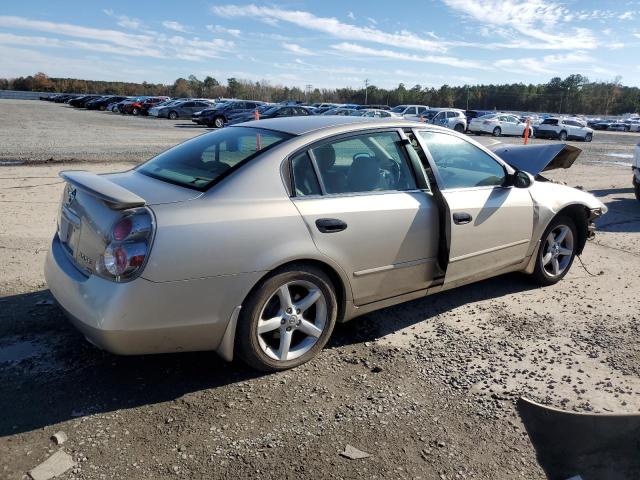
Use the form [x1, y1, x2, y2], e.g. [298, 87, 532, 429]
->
[214, 117, 224, 128]
[256, 280, 327, 362]
[541, 225, 574, 277]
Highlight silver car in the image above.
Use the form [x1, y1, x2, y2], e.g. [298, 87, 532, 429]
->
[45, 116, 606, 371]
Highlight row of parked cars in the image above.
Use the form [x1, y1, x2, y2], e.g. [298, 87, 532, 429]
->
[587, 118, 640, 132]
[41, 93, 621, 142]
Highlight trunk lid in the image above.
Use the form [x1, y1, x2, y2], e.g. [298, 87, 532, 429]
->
[57, 169, 201, 275]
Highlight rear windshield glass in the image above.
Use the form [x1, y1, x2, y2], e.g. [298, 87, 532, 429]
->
[541, 119, 558, 125]
[137, 127, 292, 190]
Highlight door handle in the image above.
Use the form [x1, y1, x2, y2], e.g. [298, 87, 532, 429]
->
[452, 212, 472, 225]
[315, 218, 347, 233]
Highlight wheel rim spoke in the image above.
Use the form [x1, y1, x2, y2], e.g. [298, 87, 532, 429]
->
[298, 319, 322, 338]
[277, 285, 294, 310]
[558, 247, 573, 257]
[555, 226, 569, 243]
[257, 316, 282, 334]
[551, 258, 560, 275]
[277, 328, 293, 361]
[542, 252, 552, 266]
[295, 289, 321, 313]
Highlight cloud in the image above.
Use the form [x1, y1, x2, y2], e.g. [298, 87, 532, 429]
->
[281, 42, 315, 56]
[347, 12, 355, 20]
[206, 25, 241, 37]
[494, 51, 592, 74]
[619, 11, 634, 20]
[331, 42, 488, 69]
[442, 0, 597, 49]
[162, 20, 189, 33]
[212, 4, 448, 53]
[102, 9, 142, 30]
[0, 15, 233, 61]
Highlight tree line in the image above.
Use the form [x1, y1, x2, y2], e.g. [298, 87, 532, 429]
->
[2, 72, 638, 115]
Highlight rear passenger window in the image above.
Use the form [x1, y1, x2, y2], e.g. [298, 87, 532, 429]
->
[291, 152, 321, 196]
[309, 132, 416, 195]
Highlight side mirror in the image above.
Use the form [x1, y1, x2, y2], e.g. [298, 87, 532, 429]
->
[511, 170, 533, 188]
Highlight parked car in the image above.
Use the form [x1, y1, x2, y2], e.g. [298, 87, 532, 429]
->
[350, 109, 401, 118]
[229, 105, 314, 124]
[322, 108, 357, 116]
[53, 94, 78, 103]
[354, 104, 391, 110]
[119, 97, 167, 115]
[69, 95, 102, 108]
[634, 142, 640, 201]
[390, 105, 429, 120]
[429, 109, 467, 132]
[86, 96, 128, 111]
[115, 97, 146, 114]
[192, 100, 264, 127]
[628, 120, 640, 132]
[148, 99, 185, 117]
[591, 120, 615, 131]
[154, 100, 214, 119]
[468, 113, 534, 137]
[535, 118, 593, 142]
[45, 116, 606, 371]
[465, 110, 494, 127]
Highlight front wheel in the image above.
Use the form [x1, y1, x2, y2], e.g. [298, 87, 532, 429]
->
[213, 117, 225, 128]
[584, 133, 593, 142]
[531, 215, 577, 285]
[559, 130, 568, 141]
[168, 111, 178, 120]
[236, 265, 337, 372]
[634, 176, 640, 201]
[454, 123, 465, 133]
[492, 127, 502, 137]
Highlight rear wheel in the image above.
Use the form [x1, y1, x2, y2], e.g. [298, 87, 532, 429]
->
[492, 127, 502, 137]
[168, 111, 178, 120]
[214, 117, 225, 128]
[559, 130, 568, 141]
[236, 265, 337, 372]
[454, 123, 465, 133]
[634, 175, 640, 201]
[584, 133, 593, 142]
[132, 108, 140, 116]
[531, 215, 577, 285]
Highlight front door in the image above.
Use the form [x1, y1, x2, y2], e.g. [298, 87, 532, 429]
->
[414, 130, 534, 285]
[290, 130, 441, 305]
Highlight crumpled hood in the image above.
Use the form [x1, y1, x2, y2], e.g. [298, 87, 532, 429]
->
[488, 142, 581, 175]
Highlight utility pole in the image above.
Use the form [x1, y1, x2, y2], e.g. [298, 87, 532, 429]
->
[364, 79, 369, 105]
[466, 85, 470, 110]
[305, 84, 312, 103]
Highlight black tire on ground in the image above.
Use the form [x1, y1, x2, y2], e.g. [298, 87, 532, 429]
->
[531, 215, 578, 286]
[454, 123, 465, 133]
[214, 117, 225, 128]
[634, 176, 640, 201]
[132, 108, 140, 116]
[584, 133, 593, 142]
[492, 127, 501, 137]
[559, 130, 568, 141]
[168, 111, 178, 120]
[236, 265, 338, 372]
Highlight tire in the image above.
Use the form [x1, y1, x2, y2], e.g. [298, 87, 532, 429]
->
[168, 111, 178, 120]
[213, 116, 225, 128]
[236, 265, 338, 372]
[492, 127, 501, 137]
[99, 105, 106, 111]
[558, 130, 568, 141]
[531, 215, 577, 286]
[584, 133, 593, 142]
[454, 123, 465, 133]
[132, 108, 140, 116]
[634, 176, 640, 201]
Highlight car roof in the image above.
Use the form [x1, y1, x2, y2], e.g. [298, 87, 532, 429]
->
[232, 115, 443, 136]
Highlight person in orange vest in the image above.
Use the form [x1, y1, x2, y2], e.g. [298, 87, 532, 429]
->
[254, 108, 260, 121]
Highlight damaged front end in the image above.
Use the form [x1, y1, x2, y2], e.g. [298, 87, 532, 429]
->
[488, 142, 582, 176]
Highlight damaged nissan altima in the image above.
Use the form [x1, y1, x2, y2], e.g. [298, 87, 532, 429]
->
[45, 116, 606, 371]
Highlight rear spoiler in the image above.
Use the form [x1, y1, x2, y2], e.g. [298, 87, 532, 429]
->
[60, 171, 145, 209]
[488, 143, 581, 175]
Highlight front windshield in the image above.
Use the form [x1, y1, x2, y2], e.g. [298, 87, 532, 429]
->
[262, 106, 280, 116]
[350, 110, 367, 116]
[390, 105, 406, 113]
[479, 114, 498, 120]
[138, 127, 292, 190]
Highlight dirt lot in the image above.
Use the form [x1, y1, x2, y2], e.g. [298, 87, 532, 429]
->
[1, 99, 639, 479]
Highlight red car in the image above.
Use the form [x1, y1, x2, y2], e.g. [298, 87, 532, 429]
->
[120, 97, 169, 115]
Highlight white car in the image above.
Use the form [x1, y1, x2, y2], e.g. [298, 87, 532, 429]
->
[351, 109, 402, 118]
[535, 118, 593, 142]
[428, 109, 467, 133]
[389, 104, 429, 120]
[469, 114, 534, 137]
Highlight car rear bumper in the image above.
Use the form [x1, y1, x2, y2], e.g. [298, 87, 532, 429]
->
[45, 234, 260, 355]
[534, 129, 558, 138]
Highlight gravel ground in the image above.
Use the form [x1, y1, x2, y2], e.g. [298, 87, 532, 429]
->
[1, 100, 639, 479]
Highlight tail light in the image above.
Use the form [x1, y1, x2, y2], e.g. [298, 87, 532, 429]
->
[96, 207, 154, 282]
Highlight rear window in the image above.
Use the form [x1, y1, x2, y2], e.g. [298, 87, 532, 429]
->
[137, 127, 292, 190]
[541, 119, 559, 125]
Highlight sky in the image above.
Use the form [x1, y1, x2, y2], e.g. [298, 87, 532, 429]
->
[1, 0, 640, 89]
